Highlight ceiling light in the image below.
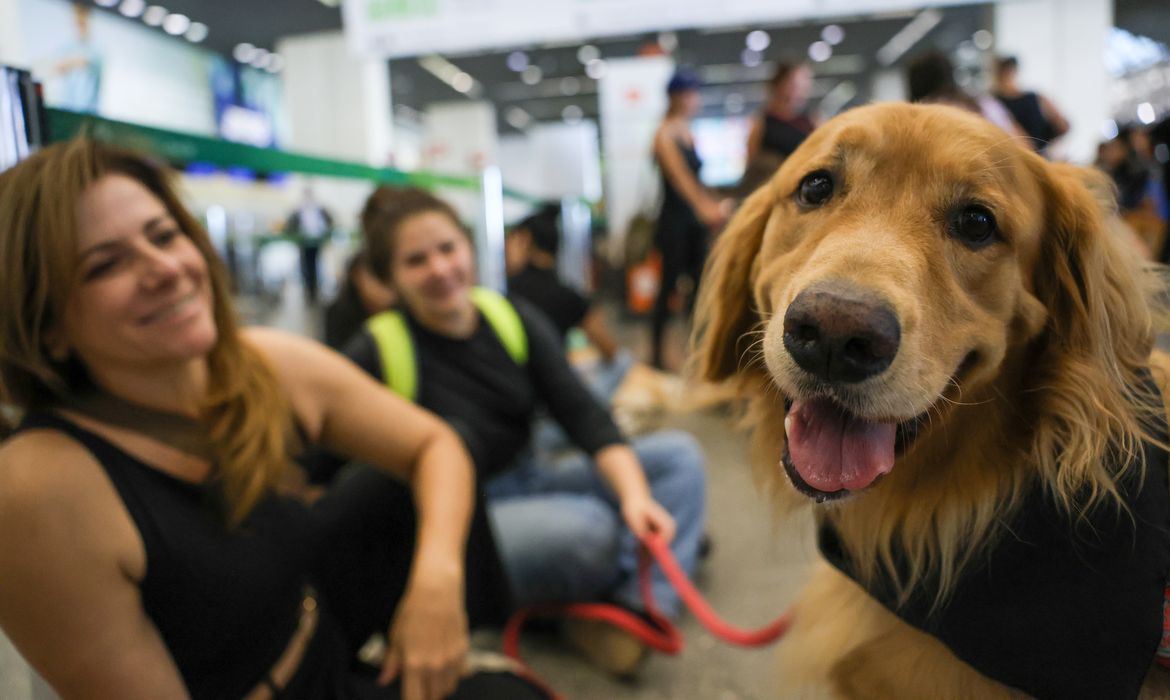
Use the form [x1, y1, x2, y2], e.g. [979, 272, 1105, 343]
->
[1138, 102, 1157, 125]
[452, 72, 474, 93]
[808, 41, 833, 62]
[973, 29, 994, 51]
[162, 13, 190, 36]
[118, 0, 145, 18]
[505, 107, 531, 130]
[876, 9, 942, 66]
[185, 22, 208, 43]
[521, 66, 543, 85]
[577, 45, 600, 64]
[318, 0, 341, 6]
[822, 24, 845, 46]
[725, 92, 745, 114]
[1101, 119, 1119, 140]
[585, 58, 607, 80]
[94, 0, 118, 7]
[560, 76, 581, 95]
[562, 105, 583, 124]
[142, 5, 166, 26]
[264, 53, 284, 73]
[657, 31, 678, 53]
[249, 48, 270, 69]
[506, 51, 529, 72]
[746, 30, 770, 52]
[233, 43, 257, 64]
[741, 48, 762, 67]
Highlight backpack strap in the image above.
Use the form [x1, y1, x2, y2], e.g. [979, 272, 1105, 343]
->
[365, 288, 527, 402]
[470, 287, 528, 365]
[366, 310, 417, 401]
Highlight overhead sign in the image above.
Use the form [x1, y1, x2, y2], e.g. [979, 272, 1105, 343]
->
[343, 0, 972, 59]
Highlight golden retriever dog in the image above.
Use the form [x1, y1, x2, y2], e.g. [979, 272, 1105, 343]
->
[691, 103, 1170, 699]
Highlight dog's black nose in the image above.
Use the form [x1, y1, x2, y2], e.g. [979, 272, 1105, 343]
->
[782, 285, 901, 383]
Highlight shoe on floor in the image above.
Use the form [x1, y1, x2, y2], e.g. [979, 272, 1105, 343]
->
[563, 618, 650, 678]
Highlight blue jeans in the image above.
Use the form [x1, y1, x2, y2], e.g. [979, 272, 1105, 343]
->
[484, 429, 706, 618]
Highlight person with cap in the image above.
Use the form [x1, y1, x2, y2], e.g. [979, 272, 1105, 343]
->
[649, 69, 730, 370]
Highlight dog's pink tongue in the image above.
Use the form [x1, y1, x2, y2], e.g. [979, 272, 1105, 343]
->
[786, 398, 896, 492]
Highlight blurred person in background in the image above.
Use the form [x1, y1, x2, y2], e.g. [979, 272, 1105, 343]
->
[347, 185, 707, 677]
[650, 69, 730, 370]
[740, 61, 817, 193]
[285, 184, 334, 305]
[506, 210, 621, 365]
[324, 250, 396, 349]
[907, 50, 1027, 143]
[992, 56, 1069, 156]
[1099, 125, 1168, 258]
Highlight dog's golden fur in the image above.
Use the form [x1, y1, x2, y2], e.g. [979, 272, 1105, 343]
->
[690, 103, 1170, 698]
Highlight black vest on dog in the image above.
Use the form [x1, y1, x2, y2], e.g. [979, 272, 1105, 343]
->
[819, 372, 1170, 700]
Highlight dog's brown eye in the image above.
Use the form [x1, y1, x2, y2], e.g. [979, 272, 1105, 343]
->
[951, 205, 998, 248]
[797, 171, 834, 207]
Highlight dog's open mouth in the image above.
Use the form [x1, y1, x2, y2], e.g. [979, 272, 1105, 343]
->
[780, 396, 925, 502]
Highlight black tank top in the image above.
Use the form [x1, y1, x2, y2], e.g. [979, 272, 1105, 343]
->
[760, 113, 814, 159]
[994, 92, 1055, 152]
[16, 412, 339, 699]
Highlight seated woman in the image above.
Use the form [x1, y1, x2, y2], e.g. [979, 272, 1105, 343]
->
[0, 140, 542, 700]
[343, 186, 708, 676]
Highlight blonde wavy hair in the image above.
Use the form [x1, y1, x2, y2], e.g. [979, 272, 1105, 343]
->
[0, 139, 292, 527]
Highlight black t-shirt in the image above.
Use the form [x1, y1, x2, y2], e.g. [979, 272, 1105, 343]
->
[507, 264, 592, 340]
[761, 113, 815, 159]
[343, 296, 624, 480]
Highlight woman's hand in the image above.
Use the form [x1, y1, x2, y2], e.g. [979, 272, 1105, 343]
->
[697, 196, 730, 231]
[379, 567, 469, 700]
[619, 493, 677, 544]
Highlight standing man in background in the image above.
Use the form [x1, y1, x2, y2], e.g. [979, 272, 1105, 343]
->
[285, 184, 333, 304]
[992, 56, 1069, 156]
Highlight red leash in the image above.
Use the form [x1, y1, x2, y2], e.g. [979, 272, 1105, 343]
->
[501, 532, 793, 697]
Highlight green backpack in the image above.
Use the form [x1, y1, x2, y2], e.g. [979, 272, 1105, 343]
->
[365, 287, 528, 401]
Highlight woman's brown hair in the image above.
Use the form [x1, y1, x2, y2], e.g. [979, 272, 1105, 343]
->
[0, 139, 293, 526]
[360, 185, 463, 284]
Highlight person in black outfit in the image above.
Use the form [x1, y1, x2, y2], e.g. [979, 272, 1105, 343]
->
[650, 69, 730, 370]
[992, 56, 1069, 156]
[0, 140, 544, 700]
[324, 250, 396, 349]
[506, 211, 620, 361]
[346, 186, 707, 677]
[747, 63, 816, 163]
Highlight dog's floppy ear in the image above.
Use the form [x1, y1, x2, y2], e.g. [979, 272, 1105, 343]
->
[1028, 160, 1158, 502]
[1031, 162, 1152, 367]
[690, 183, 776, 382]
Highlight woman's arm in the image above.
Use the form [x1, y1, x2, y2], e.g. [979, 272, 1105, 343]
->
[246, 328, 472, 700]
[654, 124, 726, 230]
[517, 302, 676, 542]
[593, 444, 676, 542]
[0, 434, 191, 699]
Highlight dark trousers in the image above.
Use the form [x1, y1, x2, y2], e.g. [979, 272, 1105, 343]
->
[310, 465, 513, 656]
[300, 244, 322, 303]
[651, 222, 709, 368]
